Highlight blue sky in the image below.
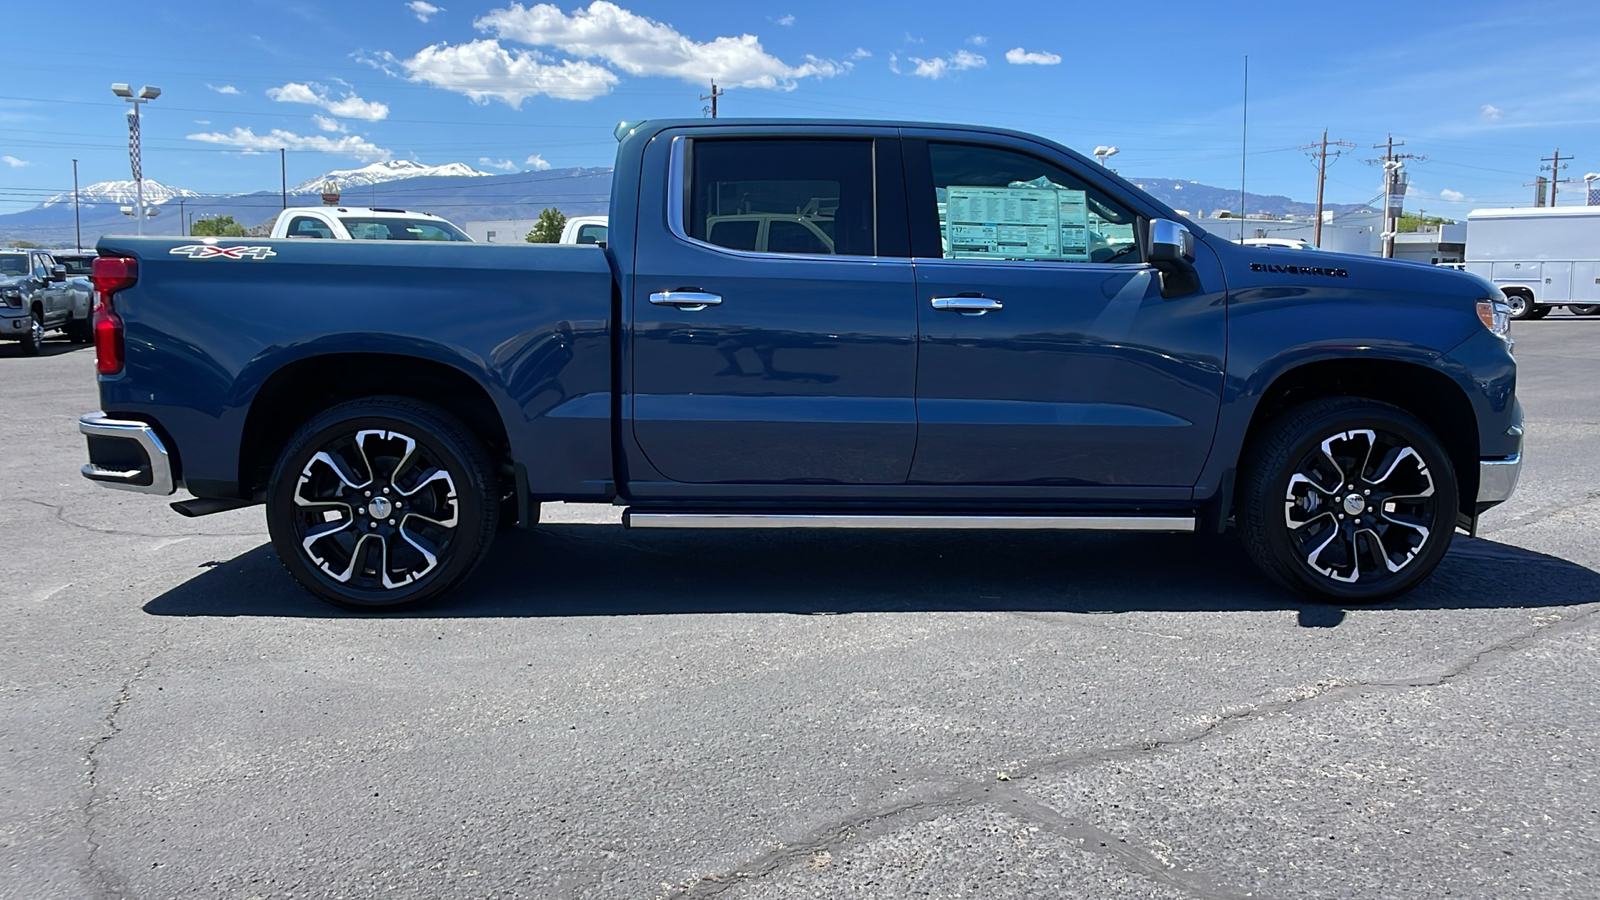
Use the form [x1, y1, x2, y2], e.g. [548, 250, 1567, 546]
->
[3, 0, 1599, 216]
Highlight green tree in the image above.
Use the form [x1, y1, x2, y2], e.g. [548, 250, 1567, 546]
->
[525, 207, 567, 243]
[1396, 212, 1456, 234]
[191, 215, 249, 237]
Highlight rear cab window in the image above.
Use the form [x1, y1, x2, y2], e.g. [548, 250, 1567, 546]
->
[338, 217, 471, 242]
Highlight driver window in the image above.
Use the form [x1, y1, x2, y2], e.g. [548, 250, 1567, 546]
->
[925, 143, 1142, 264]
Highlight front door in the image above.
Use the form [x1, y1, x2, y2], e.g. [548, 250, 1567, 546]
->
[628, 133, 918, 486]
[902, 136, 1227, 490]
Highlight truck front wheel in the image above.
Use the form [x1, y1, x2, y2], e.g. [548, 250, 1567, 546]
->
[266, 397, 500, 611]
[1237, 398, 1458, 604]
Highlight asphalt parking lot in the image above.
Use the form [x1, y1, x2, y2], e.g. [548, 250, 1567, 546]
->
[3, 318, 1597, 900]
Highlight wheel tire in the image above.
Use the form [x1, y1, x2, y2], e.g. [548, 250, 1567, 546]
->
[18, 313, 43, 356]
[266, 397, 500, 611]
[1502, 292, 1535, 319]
[64, 319, 91, 344]
[1237, 398, 1458, 604]
[1569, 304, 1600, 316]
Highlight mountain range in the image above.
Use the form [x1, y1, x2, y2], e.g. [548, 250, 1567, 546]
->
[0, 163, 1369, 246]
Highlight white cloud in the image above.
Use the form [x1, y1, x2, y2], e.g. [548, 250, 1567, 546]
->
[849, 47, 871, 59]
[1440, 189, 1466, 202]
[967, 34, 987, 46]
[475, 1, 845, 89]
[479, 156, 518, 170]
[1006, 47, 1061, 65]
[207, 84, 242, 95]
[312, 114, 347, 133]
[525, 154, 552, 170]
[402, 39, 619, 105]
[773, 13, 794, 26]
[267, 82, 390, 121]
[354, 49, 404, 77]
[186, 127, 391, 161]
[1480, 104, 1502, 119]
[407, 1, 442, 22]
[193, 119, 211, 125]
[907, 50, 985, 79]
[2, 155, 29, 168]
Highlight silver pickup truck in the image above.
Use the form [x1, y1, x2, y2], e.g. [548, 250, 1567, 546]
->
[1, 248, 95, 354]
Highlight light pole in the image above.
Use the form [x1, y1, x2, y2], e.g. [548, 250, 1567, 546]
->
[71, 158, 82, 249]
[111, 82, 160, 234]
[1093, 145, 1120, 168]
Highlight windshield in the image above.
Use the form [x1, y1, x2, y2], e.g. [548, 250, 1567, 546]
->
[337, 217, 472, 242]
[0, 254, 27, 277]
[58, 256, 94, 276]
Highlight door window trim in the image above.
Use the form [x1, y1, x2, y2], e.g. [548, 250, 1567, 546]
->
[665, 134, 907, 264]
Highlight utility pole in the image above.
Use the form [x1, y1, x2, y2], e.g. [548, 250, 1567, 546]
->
[1367, 135, 1424, 258]
[700, 81, 723, 118]
[178, 198, 186, 236]
[1300, 129, 1356, 247]
[71, 159, 82, 249]
[280, 148, 288, 209]
[1541, 149, 1571, 206]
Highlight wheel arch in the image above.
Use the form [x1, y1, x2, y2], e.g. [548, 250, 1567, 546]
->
[1241, 358, 1479, 519]
[237, 352, 513, 498]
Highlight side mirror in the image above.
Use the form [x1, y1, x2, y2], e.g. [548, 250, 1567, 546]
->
[1148, 219, 1195, 265]
[50, 266, 67, 283]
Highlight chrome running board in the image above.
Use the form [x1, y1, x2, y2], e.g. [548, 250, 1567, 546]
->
[623, 512, 1195, 532]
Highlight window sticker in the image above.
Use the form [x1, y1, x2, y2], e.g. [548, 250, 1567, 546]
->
[943, 183, 1091, 261]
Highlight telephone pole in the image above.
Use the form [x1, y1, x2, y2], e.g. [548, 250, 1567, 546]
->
[1541, 149, 1572, 206]
[700, 81, 723, 118]
[1367, 135, 1424, 258]
[1300, 129, 1356, 247]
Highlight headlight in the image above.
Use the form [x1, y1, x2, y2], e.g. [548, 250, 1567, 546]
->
[1, 289, 21, 308]
[1477, 297, 1511, 341]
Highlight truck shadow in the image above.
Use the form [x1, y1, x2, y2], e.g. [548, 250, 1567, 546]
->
[142, 527, 1600, 628]
[0, 339, 91, 358]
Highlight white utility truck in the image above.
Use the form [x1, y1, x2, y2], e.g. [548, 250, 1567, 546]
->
[1465, 206, 1600, 319]
[270, 207, 473, 242]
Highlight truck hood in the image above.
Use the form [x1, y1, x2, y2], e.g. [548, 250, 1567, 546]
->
[1205, 239, 1496, 300]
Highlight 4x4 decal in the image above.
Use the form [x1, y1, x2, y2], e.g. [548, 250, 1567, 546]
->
[168, 245, 277, 260]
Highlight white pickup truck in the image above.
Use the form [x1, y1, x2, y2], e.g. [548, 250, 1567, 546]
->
[270, 207, 473, 242]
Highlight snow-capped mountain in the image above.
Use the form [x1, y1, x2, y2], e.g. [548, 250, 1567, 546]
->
[291, 160, 493, 194]
[42, 180, 204, 207]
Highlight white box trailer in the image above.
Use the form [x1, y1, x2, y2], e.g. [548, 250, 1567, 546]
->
[1465, 206, 1600, 319]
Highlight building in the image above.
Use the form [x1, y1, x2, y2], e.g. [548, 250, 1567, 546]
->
[1187, 210, 1381, 255]
[460, 219, 538, 243]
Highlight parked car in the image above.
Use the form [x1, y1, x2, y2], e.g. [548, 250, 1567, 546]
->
[79, 118, 1520, 611]
[1, 248, 94, 354]
[270, 207, 473, 242]
[559, 215, 609, 245]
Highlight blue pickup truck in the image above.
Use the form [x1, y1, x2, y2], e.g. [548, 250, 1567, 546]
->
[77, 119, 1521, 610]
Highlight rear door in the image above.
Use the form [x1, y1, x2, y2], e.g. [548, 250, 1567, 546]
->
[627, 128, 917, 487]
[902, 134, 1227, 490]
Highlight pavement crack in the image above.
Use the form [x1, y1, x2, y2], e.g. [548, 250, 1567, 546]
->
[82, 638, 164, 900]
[663, 603, 1599, 899]
[11, 497, 260, 540]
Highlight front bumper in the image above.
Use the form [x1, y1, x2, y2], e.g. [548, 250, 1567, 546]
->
[1478, 454, 1522, 504]
[0, 305, 29, 339]
[79, 412, 177, 495]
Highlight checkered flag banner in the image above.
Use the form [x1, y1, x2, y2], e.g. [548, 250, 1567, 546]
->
[1589, 187, 1600, 207]
[127, 111, 141, 181]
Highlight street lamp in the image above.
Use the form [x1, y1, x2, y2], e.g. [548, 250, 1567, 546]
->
[111, 82, 161, 235]
[1093, 145, 1120, 167]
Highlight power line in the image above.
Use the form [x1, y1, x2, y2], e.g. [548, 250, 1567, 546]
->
[1300, 129, 1356, 247]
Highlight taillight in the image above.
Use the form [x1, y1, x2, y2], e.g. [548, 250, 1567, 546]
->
[91, 257, 136, 376]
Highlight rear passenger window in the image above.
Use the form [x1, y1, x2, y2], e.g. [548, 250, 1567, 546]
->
[687, 139, 875, 257]
[288, 216, 334, 239]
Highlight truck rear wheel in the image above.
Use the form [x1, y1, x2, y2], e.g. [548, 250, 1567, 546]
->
[1570, 305, 1600, 316]
[266, 397, 499, 611]
[1237, 398, 1458, 604]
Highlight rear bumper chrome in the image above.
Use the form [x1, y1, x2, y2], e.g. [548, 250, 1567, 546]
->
[78, 412, 176, 495]
[1477, 454, 1522, 505]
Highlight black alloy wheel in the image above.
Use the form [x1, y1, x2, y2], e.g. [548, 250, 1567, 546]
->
[1238, 398, 1458, 603]
[267, 397, 499, 610]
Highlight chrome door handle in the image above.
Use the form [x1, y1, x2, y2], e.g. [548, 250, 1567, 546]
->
[931, 296, 1003, 315]
[650, 290, 723, 311]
